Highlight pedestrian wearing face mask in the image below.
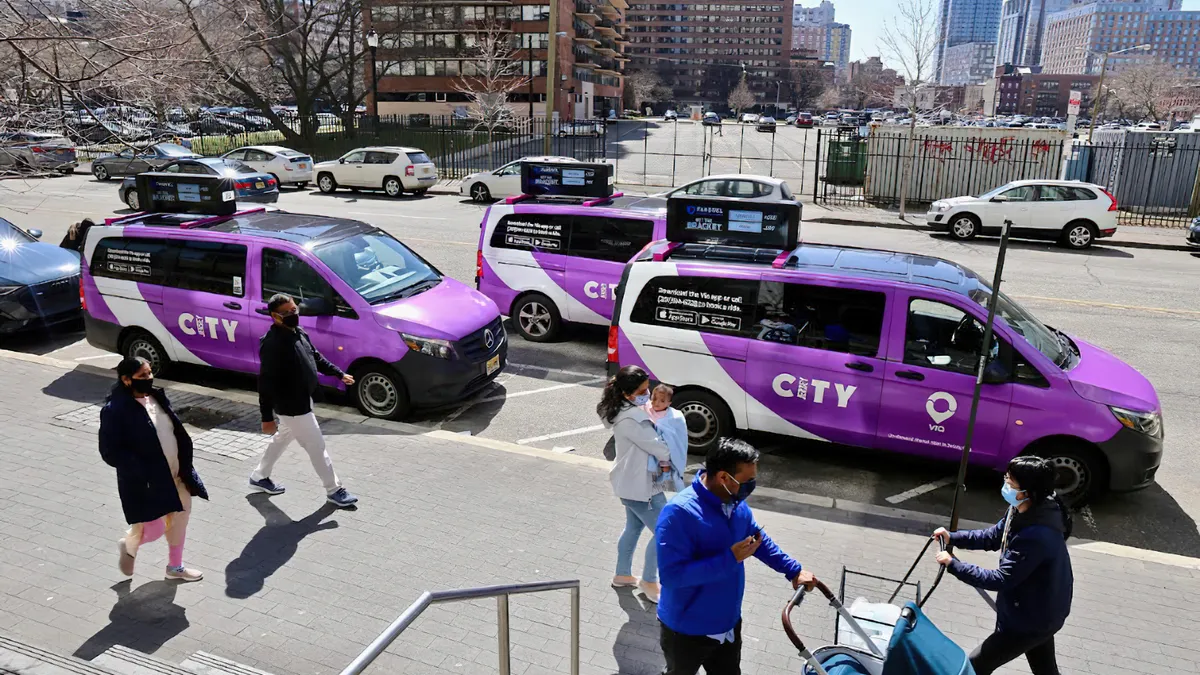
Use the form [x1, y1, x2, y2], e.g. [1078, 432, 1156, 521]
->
[250, 293, 358, 508]
[598, 365, 672, 603]
[655, 437, 814, 675]
[933, 456, 1074, 675]
[100, 357, 208, 581]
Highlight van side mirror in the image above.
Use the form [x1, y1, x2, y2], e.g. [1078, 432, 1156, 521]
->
[298, 297, 335, 317]
[338, 158, 345, 164]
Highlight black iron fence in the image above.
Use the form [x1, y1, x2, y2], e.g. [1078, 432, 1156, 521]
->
[1065, 133, 1200, 228]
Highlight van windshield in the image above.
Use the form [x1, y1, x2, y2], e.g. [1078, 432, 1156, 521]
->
[967, 288, 1075, 369]
[314, 231, 441, 304]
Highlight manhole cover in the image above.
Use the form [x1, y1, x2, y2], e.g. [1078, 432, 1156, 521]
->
[176, 406, 240, 430]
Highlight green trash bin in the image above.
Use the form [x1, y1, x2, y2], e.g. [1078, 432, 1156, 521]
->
[825, 139, 867, 186]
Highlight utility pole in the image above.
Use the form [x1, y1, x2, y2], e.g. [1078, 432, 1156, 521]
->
[543, 2, 559, 154]
[528, 33, 535, 119]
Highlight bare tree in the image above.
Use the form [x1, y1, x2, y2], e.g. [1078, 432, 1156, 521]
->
[623, 69, 663, 112]
[880, 0, 941, 218]
[788, 60, 827, 110]
[1106, 61, 1190, 124]
[454, 21, 528, 166]
[727, 77, 755, 117]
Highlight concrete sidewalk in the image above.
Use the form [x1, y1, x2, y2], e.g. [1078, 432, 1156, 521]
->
[0, 352, 1197, 675]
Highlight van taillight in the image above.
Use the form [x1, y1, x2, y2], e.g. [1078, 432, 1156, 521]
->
[79, 277, 86, 311]
[405, 166, 415, 176]
[475, 250, 483, 280]
[607, 326, 619, 363]
[1102, 189, 1118, 212]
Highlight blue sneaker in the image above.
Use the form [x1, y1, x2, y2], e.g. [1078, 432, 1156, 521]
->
[249, 477, 286, 495]
[327, 488, 358, 508]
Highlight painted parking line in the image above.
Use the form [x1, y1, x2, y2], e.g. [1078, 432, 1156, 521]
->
[517, 424, 606, 445]
[474, 377, 606, 404]
[74, 354, 119, 362]
[507, 362, 605, 379]
[884, 477, 955, 504]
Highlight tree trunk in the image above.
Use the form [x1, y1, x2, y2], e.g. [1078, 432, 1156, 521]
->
[899, 111, 917, 219]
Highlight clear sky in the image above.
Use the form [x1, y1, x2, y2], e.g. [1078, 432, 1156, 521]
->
[846, 0, 1200, 69]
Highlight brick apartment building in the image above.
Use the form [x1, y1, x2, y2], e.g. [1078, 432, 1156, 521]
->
[624, 1, 793, 111]
[364, 0, 626, 119]
[993, 65, 1100, 117]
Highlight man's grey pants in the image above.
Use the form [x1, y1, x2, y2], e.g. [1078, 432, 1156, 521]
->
[251, 410, 341, 494]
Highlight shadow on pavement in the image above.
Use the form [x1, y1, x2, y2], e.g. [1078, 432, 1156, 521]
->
[928, 233, 1136, 259]
[224, 495, 339, 599]
[0, 321, 84, 356]
[73, 580, 188, 660]
[611, 587, 663, 675]
[42, 368, 117, 404]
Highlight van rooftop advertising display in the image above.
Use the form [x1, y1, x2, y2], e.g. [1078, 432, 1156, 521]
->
[519, 161, 614, 199]
[666, 195, 800, 250]
[134, 173, 238, 216]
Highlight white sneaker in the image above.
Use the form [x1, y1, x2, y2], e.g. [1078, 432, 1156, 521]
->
[612, 575, 639, 588]
[165, 566, 203, 582]
[638, 581, 660, 603]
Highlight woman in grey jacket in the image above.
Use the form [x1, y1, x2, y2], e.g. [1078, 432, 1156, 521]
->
[598, 365, 673, 603]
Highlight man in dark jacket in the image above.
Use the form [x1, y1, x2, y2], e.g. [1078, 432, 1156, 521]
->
[250, 293, 358, 507]
[934, 456, 1074, 675]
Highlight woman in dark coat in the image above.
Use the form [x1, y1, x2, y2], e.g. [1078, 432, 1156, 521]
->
[100, 357, 208, 581]
[933, 456, 1074, 675]
[59, 218, 94, 253]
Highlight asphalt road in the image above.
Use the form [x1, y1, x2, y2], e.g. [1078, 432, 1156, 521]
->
[3, 172, 1198, 557]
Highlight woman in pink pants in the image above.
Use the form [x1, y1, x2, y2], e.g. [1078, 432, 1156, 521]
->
[99, 357, 208, 581]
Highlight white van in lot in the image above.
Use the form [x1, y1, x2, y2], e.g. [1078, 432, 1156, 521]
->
[314, 146, 438, 198]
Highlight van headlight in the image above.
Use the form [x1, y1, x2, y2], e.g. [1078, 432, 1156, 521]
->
[402, 333, 457, 360]
[1109, 406, 1162, 437]
[932, 201, 950, 212]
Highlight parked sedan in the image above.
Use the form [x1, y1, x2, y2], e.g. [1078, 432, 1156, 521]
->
[0, 218, 81, 335]
[222, 145, 313, 189]
[119, 158, 279, 210]
[625, 174, 797, 211]
[795, 112, 815, 128]
[701, 112, 722, 127]
[91, 143, 199, 181]
[460, 155, 575, 202]
[927, 180, 1118, 249]
[0, 131, 77, 174]
[756, 116, 777, 133]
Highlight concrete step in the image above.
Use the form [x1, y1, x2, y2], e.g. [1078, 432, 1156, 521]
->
[0, 634, 119, 675]
[90, 647, 192, 675]
[178, 653, 275, 675]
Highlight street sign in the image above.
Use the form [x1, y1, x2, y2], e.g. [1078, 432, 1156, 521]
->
[1067, 90, 1082, 117]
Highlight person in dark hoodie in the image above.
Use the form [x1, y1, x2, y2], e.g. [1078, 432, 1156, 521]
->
[59, 218, 94, 253]
[99, 356, 208, 582]
[933, 456, 1074, 675]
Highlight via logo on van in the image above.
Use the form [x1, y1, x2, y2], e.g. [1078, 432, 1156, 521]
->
[771, 374, 857, 408]
[583, 281, 619, 300]
[926, 392, 958, 432]
[177, 312, 239, 342]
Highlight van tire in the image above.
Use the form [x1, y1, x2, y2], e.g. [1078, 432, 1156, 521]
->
[674, 389, 733, 454]
[351, 364, 410, 420]
[948, 213, 980, 240]
[511, 293, 561, 342]
[317, 173, 337, 193]
[1061, 220, 1097, 249]
[1027, 439, 1109, 507]
[121, 330, 170, 376]
[383, 177, 403, 198]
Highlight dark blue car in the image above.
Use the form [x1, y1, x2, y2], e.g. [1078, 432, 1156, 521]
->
[0, 219, 81, 335]
[119, 158, 279, 211]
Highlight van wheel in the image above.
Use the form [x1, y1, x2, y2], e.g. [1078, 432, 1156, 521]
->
[122, 330, 169, 376]
[512, 293, 561, 342]
[1062, 221, 1097, 249]
[1029, 441, 1109, 507]
[948, 213, 979, 240]
[383, 177, 403, 197]
[674, 390, 733, 454]
[317, 173, 337, 193]
[352, 364, 410, 420]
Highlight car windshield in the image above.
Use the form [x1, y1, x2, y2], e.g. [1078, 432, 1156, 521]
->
[967, 287, 1073, 369]
[157, 144, 193, 156]
[978, 182, 1017, 199]
[314, 231, 442, 304]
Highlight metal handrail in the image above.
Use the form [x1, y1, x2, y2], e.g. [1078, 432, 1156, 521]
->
[338, 579, 581, 675]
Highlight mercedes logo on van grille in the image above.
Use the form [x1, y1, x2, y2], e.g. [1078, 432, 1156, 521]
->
[483, 329, 495, 350]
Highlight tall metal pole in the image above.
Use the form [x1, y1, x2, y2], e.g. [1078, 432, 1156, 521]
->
[543, 1, 559, 154]
[370, 45, 379, 134]
[947, 218, 1013, 537]
[528, 34, 535, 119]
[1086, 51, 1109, 142]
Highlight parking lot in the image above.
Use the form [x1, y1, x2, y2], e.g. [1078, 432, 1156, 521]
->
[2, 171, 1199, 557]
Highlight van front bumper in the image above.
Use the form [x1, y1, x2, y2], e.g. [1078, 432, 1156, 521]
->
[1097, 426, 1163, 492]
[392, 340, 508, 408]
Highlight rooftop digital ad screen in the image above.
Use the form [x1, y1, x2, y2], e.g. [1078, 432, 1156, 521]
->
[666, 196, 799, 249]
[135, 173, 237, 216]
[520, 161, 614, 198]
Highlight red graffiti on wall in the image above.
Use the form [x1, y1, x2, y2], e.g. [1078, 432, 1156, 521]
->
[965, 136, 1016, 164]
[1030, 139, 1052, 159]
[923, 139, 955, 161]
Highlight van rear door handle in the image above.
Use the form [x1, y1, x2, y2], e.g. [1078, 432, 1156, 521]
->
[224, 301, 242, 310]
[255, 307, 271, 316]
[844, 361, 874, 372]
[895, 370, 925, 381]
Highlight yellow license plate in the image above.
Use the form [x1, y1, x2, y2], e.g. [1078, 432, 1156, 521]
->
[255, 181, 265, 189]
[299, 163, 307, 168]
[486, 355, 500, 375]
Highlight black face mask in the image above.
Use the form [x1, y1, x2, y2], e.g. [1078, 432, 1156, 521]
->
[279, 313, 300, 328]
[131, 378, 154, 394]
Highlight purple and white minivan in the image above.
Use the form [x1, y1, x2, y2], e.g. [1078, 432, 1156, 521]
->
[609, 196, 1163, 503]
[82, 198, 506, 420]
[476, 160, 664, 341]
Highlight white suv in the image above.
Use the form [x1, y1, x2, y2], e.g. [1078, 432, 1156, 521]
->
[314, 146, 438, 197]
[927, 180, 1118, 249]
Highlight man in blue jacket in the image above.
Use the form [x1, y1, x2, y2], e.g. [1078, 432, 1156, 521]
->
[655, 438, 814, 675]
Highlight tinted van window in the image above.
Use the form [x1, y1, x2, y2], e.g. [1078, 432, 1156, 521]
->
[491, 214, 567, 252]
[169, 241, 246, 296]
[905, 298, 996, 376]
[630, 275, 758, 337]
[569, 216, 654, 263]
[262, 248, 354, 316]
[754, 281, 885, 356]
[91, 237, 178, 284]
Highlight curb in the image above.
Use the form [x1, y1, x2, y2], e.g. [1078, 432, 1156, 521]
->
[805, 216, 1196, 252]
[3, 347, 1198, 571]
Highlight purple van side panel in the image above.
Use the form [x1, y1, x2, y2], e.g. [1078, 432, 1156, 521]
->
[478, 257, 519, 316]
[530, 251, 619, 320]
[616, 328, 653, 377]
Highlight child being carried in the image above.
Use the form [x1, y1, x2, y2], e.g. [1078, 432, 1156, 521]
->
[643, 384, 688, 492]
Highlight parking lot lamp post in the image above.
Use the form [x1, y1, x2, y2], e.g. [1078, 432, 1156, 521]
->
[366, 29, 380, 134]
[1086, 44, 1149, 140]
